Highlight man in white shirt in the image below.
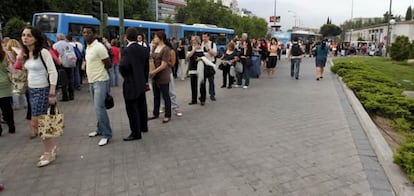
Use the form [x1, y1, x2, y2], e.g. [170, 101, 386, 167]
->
[201, 32, 217, 101]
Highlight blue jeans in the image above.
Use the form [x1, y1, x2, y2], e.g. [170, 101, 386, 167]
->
[237, 63, 250, 86]
[73, 63, 81, 89]
[89, 80, 112, 138]
[291, 58, 301, 78]
[109, 64, 120, 86]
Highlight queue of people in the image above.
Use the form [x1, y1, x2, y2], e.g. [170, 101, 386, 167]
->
[0, 24, 333, 174]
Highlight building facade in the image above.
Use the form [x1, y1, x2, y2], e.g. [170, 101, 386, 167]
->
[344, 20, 414, 44]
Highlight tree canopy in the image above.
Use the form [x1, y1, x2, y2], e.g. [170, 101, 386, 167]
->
[176, 0, 268, 38]
[405, 6, 412, 21]
[319, 24, 342, 37]
[0, 0, 267, 39]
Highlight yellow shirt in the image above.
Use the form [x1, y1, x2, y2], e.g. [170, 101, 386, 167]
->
[85, 40, 109, 83]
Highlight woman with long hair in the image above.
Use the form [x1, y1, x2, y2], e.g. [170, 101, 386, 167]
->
[0, 39, 15, 136]
[20, 26, 58, 167]
[266, 37, 278, 78]
[148, 31, 172, 123]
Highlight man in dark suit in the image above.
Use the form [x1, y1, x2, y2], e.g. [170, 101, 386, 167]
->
[119, 27, 150, 141]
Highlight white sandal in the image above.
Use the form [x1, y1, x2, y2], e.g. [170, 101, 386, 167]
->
[37, 152, 56, 167]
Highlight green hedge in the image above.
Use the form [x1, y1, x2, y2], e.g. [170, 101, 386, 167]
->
[332, 60, 414, 182]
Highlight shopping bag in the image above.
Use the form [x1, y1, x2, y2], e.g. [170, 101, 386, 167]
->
[38, 105, 64, 140]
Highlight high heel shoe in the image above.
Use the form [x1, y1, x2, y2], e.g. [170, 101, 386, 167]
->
[37, 152, 56, 167]
[39, 146, 57, 161]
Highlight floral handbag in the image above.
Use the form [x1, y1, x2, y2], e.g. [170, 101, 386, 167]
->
[11, 69, 27, 95]
[38, 105, 64, 140]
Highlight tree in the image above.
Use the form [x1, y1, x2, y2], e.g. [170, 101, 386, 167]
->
[319, 24, 342, 37]
[390, 35, 411, 61]
[176, 0, 268, 38]
[383, 11, 393, 23]
[3, 17, 27, 39]
[406, 6, 412, 21]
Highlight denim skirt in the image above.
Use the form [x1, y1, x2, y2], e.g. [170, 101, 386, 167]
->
[29, 87, 49, 116]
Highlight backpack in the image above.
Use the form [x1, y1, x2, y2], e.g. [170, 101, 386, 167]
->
[61, 44, 77, 68]
[106, 46, 114, 64]
[73, 45, 83, 65]
[291, 43, 302, 56]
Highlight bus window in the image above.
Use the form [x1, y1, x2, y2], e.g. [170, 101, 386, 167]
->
[34, 14, 58, 33]
[69, 23, 98, 36]
[149, 29, 165, 41]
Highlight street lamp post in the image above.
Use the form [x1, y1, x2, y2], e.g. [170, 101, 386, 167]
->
[349, 0, 354, 42]
[385, 0, 393, 57]
[273, 0, 277, 27]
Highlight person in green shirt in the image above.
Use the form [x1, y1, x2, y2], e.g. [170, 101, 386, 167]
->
[0, 39, 15, 136]
[314, 39, 330, 80]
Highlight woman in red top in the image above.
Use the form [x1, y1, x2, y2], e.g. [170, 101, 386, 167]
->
[109, 39, 120, 87]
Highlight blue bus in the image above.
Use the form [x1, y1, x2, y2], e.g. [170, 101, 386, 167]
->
[33, 12, 234, 51]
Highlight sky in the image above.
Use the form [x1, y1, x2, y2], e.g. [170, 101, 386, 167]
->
[238, 0, 414, 30]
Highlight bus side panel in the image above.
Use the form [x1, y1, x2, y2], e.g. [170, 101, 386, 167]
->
[168, 24, 181, 39]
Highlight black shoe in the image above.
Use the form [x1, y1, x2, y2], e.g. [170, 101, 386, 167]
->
[69, 97, 74, 101]
[220, 85, 225, 88]
[227, 86, 232, 89]
[142, 129, 148, 133]
[320, 76, 324, 79]
[0, 126, 2, 136]
[316, 77, 320, 81]
[8, 125, 15, 134]
[295, 77, 299, 80]
[200, 102, 205, 106]
[188, 102, 197, 105]
[210, 96, 216, 101]
[148, 116, 158, 121]
[123, 135, 142, 141]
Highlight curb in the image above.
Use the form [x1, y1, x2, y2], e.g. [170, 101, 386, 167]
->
[336, 76, 414, 196]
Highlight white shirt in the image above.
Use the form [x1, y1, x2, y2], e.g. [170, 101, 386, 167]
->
[24, 49, 58, 88]
[201, 40, 217, 62]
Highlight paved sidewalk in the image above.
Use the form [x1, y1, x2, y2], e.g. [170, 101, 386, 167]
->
[0, 57, 393, 196]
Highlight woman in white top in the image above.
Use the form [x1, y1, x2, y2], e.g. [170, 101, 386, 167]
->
[20, 26, 58, 167]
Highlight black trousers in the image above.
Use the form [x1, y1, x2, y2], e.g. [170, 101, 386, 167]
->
[0, 97, 15, 130]
[62, 67, 74, 100]
[125, 93, 148, 137]
[190, 74, 206, 103]
[190, 74, 198, 103]
[222, 65, 233, 87]
[152, 83, 171, 118]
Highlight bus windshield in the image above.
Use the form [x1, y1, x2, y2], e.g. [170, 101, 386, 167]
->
[34, 14, 59, 33]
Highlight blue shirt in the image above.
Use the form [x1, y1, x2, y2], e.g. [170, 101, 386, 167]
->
[316, 45, 330, 58]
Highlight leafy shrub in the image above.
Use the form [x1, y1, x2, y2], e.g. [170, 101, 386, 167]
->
[332, 59, 414, 182]
[390, 36, 411, 61]
[394, 141, 414, 182]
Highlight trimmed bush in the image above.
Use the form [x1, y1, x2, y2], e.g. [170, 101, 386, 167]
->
[390, 36, 411, 61]
[332, 59, 414, 183]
